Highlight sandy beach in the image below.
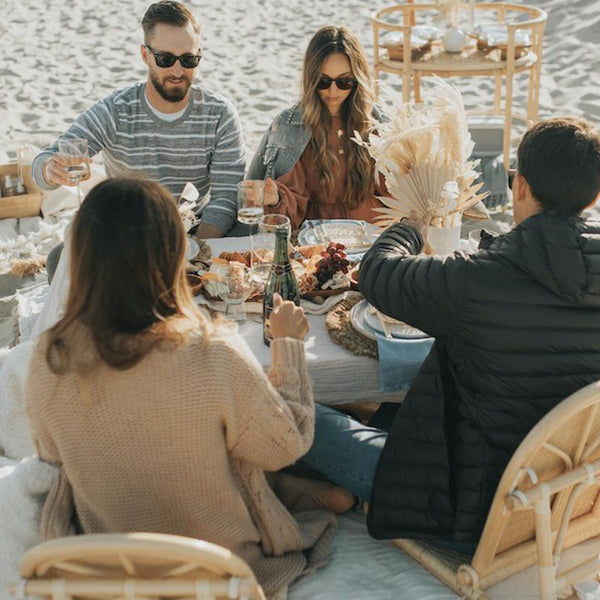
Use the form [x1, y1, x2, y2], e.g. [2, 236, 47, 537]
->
[1, 0, 599, 162]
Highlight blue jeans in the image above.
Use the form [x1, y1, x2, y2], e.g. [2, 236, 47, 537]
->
[297, 404, 388, 501]
[298, 405, 478, 554]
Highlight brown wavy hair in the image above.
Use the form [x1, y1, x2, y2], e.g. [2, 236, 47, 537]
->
[302, 26, 376, 209]
[142, 1, 201, 40]
[45, 177, 211, 374]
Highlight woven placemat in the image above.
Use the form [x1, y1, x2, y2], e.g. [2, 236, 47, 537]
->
[325, 292, 378, 359]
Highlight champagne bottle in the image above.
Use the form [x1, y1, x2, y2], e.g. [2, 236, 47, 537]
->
[263, 226, 300, 345]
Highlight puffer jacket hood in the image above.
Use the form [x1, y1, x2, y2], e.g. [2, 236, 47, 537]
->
[495, 214, 600, 305]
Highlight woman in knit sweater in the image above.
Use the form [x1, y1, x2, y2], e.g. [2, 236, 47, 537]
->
[247, 26, 387, 229]
[25, 177, 349, 595]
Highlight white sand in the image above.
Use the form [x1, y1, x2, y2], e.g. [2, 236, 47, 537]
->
[1, 0, 599, 161]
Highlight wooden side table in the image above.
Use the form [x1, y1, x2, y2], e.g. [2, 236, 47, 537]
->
[372, 2, 547, 167]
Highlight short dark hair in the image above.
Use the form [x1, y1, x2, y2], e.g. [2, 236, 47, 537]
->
[142, 1, 200, 41]
[517, 117, 600, 216]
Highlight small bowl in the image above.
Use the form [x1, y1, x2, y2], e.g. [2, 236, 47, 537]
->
[186, 273, 204, 296]
[350, 267, 360, 290]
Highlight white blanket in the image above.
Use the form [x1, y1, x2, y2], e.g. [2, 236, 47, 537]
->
[0, 457, 58, 600]
[0, 341, 35, 460]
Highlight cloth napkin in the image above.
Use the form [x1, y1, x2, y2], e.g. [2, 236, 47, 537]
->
[377, 334, 434, 392]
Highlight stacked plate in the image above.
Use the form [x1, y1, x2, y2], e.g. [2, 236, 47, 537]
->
[350, 299, 429, 341]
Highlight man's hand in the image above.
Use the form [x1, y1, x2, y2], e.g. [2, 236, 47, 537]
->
[43, 154, 92, 187]
[401, 211, 434, 255]
[194, 223, 223, 239]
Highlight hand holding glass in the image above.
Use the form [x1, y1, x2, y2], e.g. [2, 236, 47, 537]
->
[58, 138, 90, 205]
[237, 180, 265, 225]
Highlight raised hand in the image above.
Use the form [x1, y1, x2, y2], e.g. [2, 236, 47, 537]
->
[269, 293, 309, 341]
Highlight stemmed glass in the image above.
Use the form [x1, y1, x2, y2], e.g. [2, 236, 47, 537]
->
[220, 264, 253, 322]
[58, 137, 90, 206]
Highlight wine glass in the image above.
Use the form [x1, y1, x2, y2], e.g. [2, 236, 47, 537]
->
[58, 137, 90, 206]
[257, 213, 291, 235]
[237, 181, 265, 231]
[220, 264, 253, 322]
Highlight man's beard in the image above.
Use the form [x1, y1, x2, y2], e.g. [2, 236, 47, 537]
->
[150, 72, 192, 103]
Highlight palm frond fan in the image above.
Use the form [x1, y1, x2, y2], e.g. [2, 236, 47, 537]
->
[352, 78, 488, 230]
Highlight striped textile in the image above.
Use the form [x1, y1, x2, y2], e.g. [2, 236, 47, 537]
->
[32, 82, 245, 233]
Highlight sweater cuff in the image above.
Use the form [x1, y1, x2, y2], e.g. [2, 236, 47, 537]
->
[32, 152, 60, 192]
[270, 337, 306, 371]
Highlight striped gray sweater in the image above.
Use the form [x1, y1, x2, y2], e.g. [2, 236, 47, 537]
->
[32, 82, 245, 233]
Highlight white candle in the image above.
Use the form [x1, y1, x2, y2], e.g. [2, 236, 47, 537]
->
[469, 0, 475, 30]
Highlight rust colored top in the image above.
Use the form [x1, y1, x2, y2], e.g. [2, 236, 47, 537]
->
[267, 116, 386, 229]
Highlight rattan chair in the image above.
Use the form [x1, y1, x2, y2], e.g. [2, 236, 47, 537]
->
[10, 532, 267, 600]
[392, 380, 600, 599]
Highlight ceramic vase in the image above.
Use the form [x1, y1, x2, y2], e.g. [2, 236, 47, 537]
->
[442, 26, 467, 53]
[426, 215, 462, 255]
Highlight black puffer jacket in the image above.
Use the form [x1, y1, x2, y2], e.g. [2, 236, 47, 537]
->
[359, 214, 600, 542]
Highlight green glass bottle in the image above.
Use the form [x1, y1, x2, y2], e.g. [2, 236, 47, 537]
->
[263, 226, 301, 346]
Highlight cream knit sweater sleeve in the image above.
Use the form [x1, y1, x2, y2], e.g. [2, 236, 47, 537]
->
[221, 335, 314, 471]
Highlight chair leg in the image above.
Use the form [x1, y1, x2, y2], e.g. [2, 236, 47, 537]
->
[535, 495, 557, 600]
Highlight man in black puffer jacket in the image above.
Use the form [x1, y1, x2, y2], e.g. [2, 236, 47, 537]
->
[300, 117, 600, 545]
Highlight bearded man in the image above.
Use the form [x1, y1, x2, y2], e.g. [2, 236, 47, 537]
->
[32, 1, 245, 238]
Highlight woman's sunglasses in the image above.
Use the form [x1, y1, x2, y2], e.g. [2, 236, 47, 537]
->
[145, 44, 202, 69]
[317, 75, 357, 91]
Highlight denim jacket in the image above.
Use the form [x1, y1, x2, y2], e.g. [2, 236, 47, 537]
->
[247, 102, 386, 181]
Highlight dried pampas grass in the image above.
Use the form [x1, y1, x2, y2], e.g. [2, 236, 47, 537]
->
[10, 256, 46, 278]
[352, 78, 488, 229]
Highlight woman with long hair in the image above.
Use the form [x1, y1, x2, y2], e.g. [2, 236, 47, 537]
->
[25, 177, 350, 595]
[247, 26, 386, 229]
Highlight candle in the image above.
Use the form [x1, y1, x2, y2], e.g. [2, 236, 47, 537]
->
[469, 0, 475, 30]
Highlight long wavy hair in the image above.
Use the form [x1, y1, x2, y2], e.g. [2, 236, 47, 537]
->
[302, 26, 376, 209]
[45, 177, 211, 374]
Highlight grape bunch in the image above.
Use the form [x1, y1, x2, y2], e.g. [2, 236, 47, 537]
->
[315, 242, 350, 287]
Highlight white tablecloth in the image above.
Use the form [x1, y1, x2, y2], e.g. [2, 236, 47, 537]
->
[206, 237, 406, 406]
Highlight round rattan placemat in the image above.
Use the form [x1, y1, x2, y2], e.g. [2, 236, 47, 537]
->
[325, 292, 378, 359]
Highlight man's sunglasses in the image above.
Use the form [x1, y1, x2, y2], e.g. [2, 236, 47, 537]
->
[507, 168, 517, 191]
[317, 75, 357, 91]
[145, 44, 202, 69]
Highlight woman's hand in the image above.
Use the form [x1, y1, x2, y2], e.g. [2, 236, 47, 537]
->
[270, 293, 309, 341]
[263, 177, 280, 207]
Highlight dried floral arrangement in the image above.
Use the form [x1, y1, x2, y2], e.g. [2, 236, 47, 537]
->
[435, 0, 462, 28]
[352, 78, 488, 229]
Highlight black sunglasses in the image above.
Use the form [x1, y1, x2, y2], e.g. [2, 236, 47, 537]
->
[145, 43, 202, 69]
[507, 168, 516, 190]
[317, 75, 357, 91]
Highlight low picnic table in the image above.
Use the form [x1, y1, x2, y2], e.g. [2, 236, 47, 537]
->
[205, 237, 408, 406]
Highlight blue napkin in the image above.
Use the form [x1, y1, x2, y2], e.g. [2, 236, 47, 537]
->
[377, 334, 434, 392]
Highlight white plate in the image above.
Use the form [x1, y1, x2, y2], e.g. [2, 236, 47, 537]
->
[186, 237, 199, 260]
[363, 303, 428, 339]
[298, 220, 381, 253]
[350, 299, 429, 340]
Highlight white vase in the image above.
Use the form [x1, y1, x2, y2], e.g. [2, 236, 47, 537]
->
[442, 27, 467, 53]
[426, 217, 462, 255]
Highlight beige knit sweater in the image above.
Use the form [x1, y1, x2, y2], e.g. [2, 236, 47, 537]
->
[25, 325, 336, 594]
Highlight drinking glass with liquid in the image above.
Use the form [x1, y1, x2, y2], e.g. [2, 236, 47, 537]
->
[58, 137, 90, 204]
[237, 180, 265, 225]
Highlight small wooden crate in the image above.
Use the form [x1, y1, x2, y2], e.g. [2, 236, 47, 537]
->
[0, 163, 42, 219]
